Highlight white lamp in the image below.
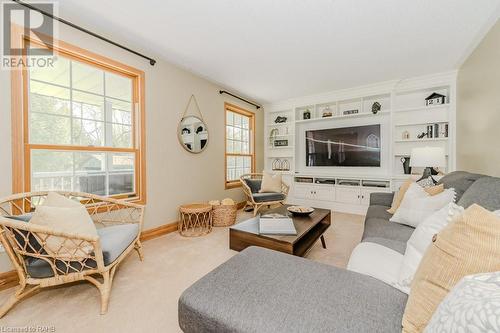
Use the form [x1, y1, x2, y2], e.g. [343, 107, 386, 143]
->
[410, 147, 446, 183]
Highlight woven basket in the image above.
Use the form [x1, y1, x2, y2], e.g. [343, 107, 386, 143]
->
[212, 204, 237, 227]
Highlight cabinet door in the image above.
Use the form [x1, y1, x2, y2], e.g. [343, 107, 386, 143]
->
[313, 186, 335, 202]
[361, 188, 392, 205]
[336, 187, 361, 204]
[293, 184, 310, 200]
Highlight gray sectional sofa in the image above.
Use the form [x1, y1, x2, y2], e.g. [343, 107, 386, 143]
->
[178, 171, 500, 333]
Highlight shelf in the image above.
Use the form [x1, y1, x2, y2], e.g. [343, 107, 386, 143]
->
[394, 121, 448, 127]
[391, 174, 418, 180]
[392, 173, 446, 180]
[272, 134, 294, 137]
[394, 104, 450, 113]
[268, 109, 293, 114]
[295, 110, 390, 124]
[268, 170, 294, 175]
[394, 153, 449, 157]
[394, 138, 448, 143]
[268, 146, 295, 149]
[267, 123, 292, 127]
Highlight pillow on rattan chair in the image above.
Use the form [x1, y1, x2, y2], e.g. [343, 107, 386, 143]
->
[43, 192, 82, 208]
[260, 172, 282, 193]
[244, 179, 262, 193]
[30, 205, 98, 258]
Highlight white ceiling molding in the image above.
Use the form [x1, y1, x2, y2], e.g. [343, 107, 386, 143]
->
[56, 0, 500, 103]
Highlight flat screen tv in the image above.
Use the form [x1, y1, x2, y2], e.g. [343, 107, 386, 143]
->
[306, 125, 381, 167]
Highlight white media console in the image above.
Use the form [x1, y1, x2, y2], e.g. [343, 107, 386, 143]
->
[292, 176, 391, 215]
[263, 71, 457, 214]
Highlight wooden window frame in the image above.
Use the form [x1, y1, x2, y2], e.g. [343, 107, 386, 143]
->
[10, 25, 147, 204]
[224, 102, 255, 189]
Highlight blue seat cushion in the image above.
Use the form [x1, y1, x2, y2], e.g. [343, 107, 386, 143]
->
[24, 223, 139, 278]
[99, 224, 139, 264]
[4, 213, 44, 254]
[252, 192, 286, 203]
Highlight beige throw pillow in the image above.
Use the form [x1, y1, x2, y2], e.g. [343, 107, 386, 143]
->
[259, 172, 282, 193]
[30, 192, 98, 258]
[43, 191, 83, 208]
[387, 179, 444, 214]
[402, 204, 500, 333]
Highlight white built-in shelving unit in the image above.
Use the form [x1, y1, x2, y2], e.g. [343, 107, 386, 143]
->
[263, 71, 457, 214]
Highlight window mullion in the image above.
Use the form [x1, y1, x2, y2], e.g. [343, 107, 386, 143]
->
[69, 60, 74, 145]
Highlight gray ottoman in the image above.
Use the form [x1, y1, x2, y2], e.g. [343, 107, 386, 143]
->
[179, 247, 407, 333]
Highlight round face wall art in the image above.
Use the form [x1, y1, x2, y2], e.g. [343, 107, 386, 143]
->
[178, 95, 209, 153]
[178, 115, 209, 153]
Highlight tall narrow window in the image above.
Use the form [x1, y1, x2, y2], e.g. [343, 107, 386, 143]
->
[225, 103, 255, 188]
[13, 34, 146, 203]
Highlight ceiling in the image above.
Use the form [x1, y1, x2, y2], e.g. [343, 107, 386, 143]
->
[52, 0, 500, 104]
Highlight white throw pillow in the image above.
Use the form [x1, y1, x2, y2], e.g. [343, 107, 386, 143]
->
[259, 172, 282, 193]
[31, 193, 98, 258]
[389, 183, 455, 228]
[347, 242, 405, 292]
[43, 191, 82, 208]
[397, 203, 464, 294]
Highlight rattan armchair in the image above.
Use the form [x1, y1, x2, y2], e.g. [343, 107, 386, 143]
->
[0, 191, 144, 318]
[240, 173, 289, 216]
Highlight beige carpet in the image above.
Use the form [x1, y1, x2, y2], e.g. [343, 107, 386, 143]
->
[0, 210, 364, 332]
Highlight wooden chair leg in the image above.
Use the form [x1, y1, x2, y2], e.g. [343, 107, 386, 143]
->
[99, 271, 112, 315]
[134, 240, 144, 261]
[0, 284, 40, 318]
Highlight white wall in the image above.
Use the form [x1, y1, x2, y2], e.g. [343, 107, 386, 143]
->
[457, 20, 500, 176]
[0, 22, 264, 272]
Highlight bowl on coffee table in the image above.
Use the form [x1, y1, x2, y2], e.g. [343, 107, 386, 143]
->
[287, 206, 314, 217]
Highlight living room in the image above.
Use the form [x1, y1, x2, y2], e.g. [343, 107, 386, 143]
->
[0, 1, 499, 332]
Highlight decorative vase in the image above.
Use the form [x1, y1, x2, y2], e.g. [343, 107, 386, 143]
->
[303, 109, 311, 120]
[401, 157, 412, 175]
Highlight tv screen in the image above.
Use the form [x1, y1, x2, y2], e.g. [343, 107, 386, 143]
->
[306, 125, 381, 167]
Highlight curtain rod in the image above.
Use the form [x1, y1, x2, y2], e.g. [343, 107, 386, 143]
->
[219, 90, 261, 109]
[11, 0, 157, 66]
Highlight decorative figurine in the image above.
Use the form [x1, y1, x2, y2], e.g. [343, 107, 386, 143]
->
[303, 109, 311, 120]
[417, 132, 428, 139]
[322, 106, 332, 117]
[425, 92, 446, 106]
[274, 116, 287, 123]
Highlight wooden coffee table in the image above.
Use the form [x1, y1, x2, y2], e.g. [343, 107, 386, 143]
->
[229, 206, 331, 257]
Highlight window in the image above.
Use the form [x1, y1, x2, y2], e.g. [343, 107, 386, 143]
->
[225, 103, 255, 188]
[12, 32, 146, 203]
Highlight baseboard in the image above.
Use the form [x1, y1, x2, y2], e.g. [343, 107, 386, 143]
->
[0, 270, 19, 290]
[140, 222, 179, 242]
[0, 200, 247, 291]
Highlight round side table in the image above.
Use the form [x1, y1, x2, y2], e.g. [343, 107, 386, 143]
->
[178, 203, 213, 237]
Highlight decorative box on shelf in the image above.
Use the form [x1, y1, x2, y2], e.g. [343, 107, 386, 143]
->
[425, 92, 446, 106]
